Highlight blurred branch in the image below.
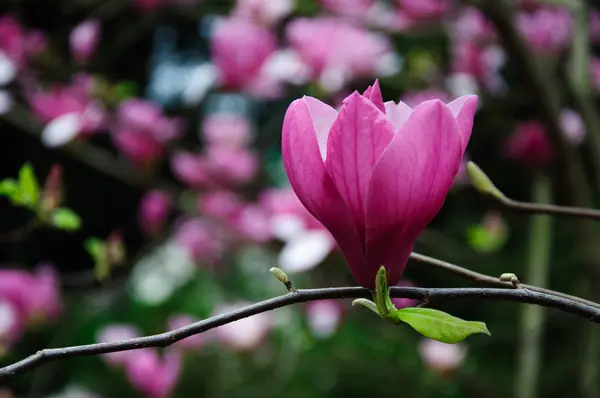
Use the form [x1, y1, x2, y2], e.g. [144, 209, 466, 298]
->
[0, 219, 39, 243]
[495, 194, 600, 220]
[409, 252, 600, 309]
[2, 283, 600, 380]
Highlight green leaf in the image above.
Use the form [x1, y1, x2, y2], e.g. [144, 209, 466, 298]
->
[466, 223, 508, 253]
[115, 81, 138, 100]
[18, 163, 40, 207]
[85, 237, 106, 261]
[51, 208, 82, 231]
[392, 307, 490, 343]
[0, 179, 20, 197]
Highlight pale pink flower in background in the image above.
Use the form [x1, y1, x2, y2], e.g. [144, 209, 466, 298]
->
[560, 109, 585, 146]
[391, 280, 420, 309]
[0, 299, 24, 353]
[450, 7, 495, 42]
[139, 190, 171, 235]
[198, 190, 245, 220]
[401, 88, 450, 108]
[231, 204, 272, 243]
[504, 121, 553, 167]
[282, 81, 477, 287]
[171, 151, 212, 188]
[396, 0, 450, 20]
[205, 146, 259, 185]
[124, 349, 181, 398]
[0, 16, 27, 66]
[419, 338, 467, 375]
[70, 19, 101, 63]
[97, 324, 141, 366]
[319, 0, 373, 19]
[211, 17, 277, 91]
[214, 302, 273, 351]
[173, 218, 225, 263]
[286, 18, 399, 92]
[202, 114, 252, 148]
[168, 315, 206, 350]
[305, 300, 344, 338]
[111, 99, 182, 165]
[232, 0, 295, 26]
[517, 7, 572, 54]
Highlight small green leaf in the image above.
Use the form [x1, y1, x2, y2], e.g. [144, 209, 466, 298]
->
[115, 81, 138, 100]
[18, 163, 40, 206]
[466, 162, 506, 202]
[0, 179, 20, 197]
[51, 208, 82, 231]
[392, 307, 490, 343]
[352, 299, 381, 316]
[85, 237, 106, 261]
[466, 224, 508, 253]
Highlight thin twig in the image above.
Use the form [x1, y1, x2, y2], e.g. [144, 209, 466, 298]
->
[1, 285, 600, 380]
[409, 252, 600, 309]
[500, 197, 600, 221]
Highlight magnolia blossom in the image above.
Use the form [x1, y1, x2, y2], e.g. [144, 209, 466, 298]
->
[401, 88, 450, 108]
[214, 302, 273, 351]
[450, 7, 495, 42]
[173, 218, 225, 264]
[171, 151, 212, 188]
[504, 121, 553, 167]
[198, 190, 245, 220]
[286, 18, 399, 92]
[111, 99, 182, 165]
[0, 299, 23, 352]
[232, 0, 295, 26]
[560, 109, 585, 146]
[139, 190, 171, 235]
[419, 338, 467, 375]
[97, 324, 141, 366]
[305, 300, 344, 338]
[517, 7, 572, 54]
[230, 204, 272, 243]
[69, 20, 101, 63]
[396, 0, 450, 20]
[125, 349, 182, 398]
[282, 80, 477, 288]
[0, 16, 27, 66]
[202, 113, 252, 148]
[319, 0, 373, 19]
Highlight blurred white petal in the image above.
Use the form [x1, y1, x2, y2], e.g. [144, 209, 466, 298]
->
[0, 51, 16, 86]
[269, 214, 306, 241]
[0, 90, 12, 115]
[278, 230, 334, 273]
[182, 63, 218, 106]
[41, 112, 82, 147]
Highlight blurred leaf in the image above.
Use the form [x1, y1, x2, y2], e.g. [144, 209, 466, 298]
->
[115, 81, 138, 100]
[85, 237, 106, 261]
[466, 223, 508, 253]
[18, 163, 40, 207]
[0, 179, 20, 199]
[393, 307, 490, 343]
[51, 208, 82, 230]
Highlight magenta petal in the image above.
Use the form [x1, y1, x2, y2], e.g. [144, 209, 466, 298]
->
[325, 92, 394, 241]
[302, 96, 338, 160]
[282, 98, 367, 280]
[365, 100, 463, 286]
[384, 100, 413, 133]
[362, 79, 385, 113]
[447, 95, 478, 152]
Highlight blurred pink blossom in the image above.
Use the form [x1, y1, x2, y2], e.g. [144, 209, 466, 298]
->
[70, 20, 101, 63]
[591, 10, 600, 44]
[139, 190, 171, 235]
[517, 7, 572, 54]
[450, 7, 495, 42]
[168, 315, 206, 350]
[419, 338, 467, 375]
[319, 0, 373, 19]
[171, 151, 212, 188]
[198, 190, 245, 220]
[211, 17, 277, 91]
[286, 17, 398, 92]
[231, 204, 272, 243]
[401, 88, 450, 108]
[112, 99, 182, 165]
[0, 16, 27, 66]
[0, 299, 24, 353]
[391, 280, 419, 309]
[202, 113, 252, 148]
[205, 146, 259, 185]
[504, 121, 553, 167]
[396, 0, 450, 20]
[173, 218, 225, 263]
[124, 349, 181, 398]
[97, 324, 141, 366]
[214, 302, 273, 351]
[560, 109, 586, 146]
[232, 0, 295, 26]
[305, 300, 344, 338]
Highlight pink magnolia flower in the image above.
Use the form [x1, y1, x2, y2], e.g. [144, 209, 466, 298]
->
[211, 17, 277, 91]
[0, 299, 25, 352]
[517, 7, 572, 54]
[419, 338, 467, 375]
[204, 146, 259, 185]
[97, 324, 141, 366]
[111, 99, 182, 165]
[391, 280, 419, 309]
[171, 151, 212, 188]
[214, 302, 273, 351]
[286, 18, 398, 92]
[560, 109, 585, 146]
[450, 7, 495, 43]
[125, 349, 181, 398]
[232, 0, 295, 26]
[401, 88, 450, 108]
[396, 0, 450, 20]
[319, 0, 373, 19]
[281, 80, 477, 288]
[173, 218, 225, 263]
[305, 300, 344, 338]
[202, 113, 252, 148]
[0, 16, 27, 66]
[198, 190, 245, 220]
[504, 121, 553, 167]
[70, 20, 101, 63]
[139, 190, 171, 235]
[230, 204, 272, 243]
[168, 315, 205, 350]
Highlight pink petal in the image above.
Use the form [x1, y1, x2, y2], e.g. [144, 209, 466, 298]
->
[384, 100, 413, 132]
[325, 92, 394, 241]
[302, 96, 338, 160]
[446, 95, 478, 152]
[365, 100, 463, 286]
[282, 97, 367, 279]
[362, 79, 385, 113]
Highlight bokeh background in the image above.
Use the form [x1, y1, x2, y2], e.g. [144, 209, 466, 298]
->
[1, 0, 600, 397]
